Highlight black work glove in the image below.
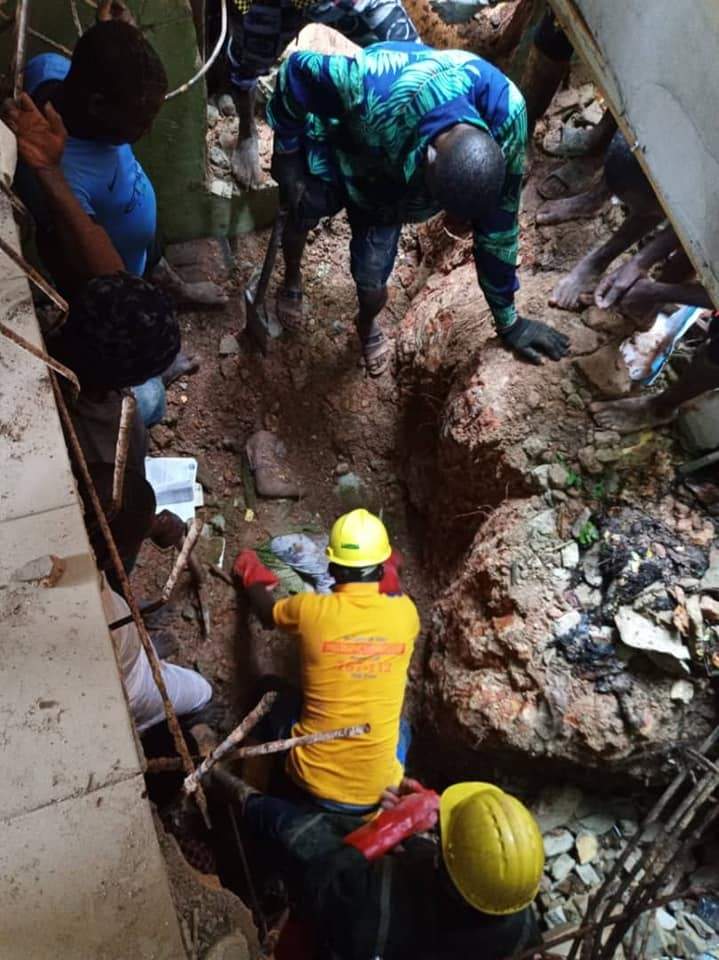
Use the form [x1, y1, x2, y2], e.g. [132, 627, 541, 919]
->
[500, 316, 570, 365]
[270, 149, 306, 222]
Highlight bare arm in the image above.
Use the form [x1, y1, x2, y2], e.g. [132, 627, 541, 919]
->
[245, 584, 277, 628]
[2, 94, 123, 279]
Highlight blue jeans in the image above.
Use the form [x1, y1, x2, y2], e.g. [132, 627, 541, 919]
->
[132, 376, 166, 428]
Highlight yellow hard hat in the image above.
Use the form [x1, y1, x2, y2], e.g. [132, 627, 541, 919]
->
[326, 509, 392, 567]
[440, 782, 544, 916]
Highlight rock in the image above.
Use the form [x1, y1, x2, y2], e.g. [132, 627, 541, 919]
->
[182, 604, 197, 622]
[676, 926, 709, 958]
[594, 430, 621, 447]
[575, 862, 601, 887]
[684, 912, 717, 940]
[618, 818, 638, 838]
[336, 472, 366, 510]
[644, 921, 675, 959]
[206, 103, 220, 127]
[615, 606, 690, 662]
[551, 853, 576, 883]
[523, 435, 547, 458]
[205, 933, 250, 960]
[655, 907, 677, 931]
[534, 786, 584, 833]
[582, 543, 603, 587]
[219, 129, 236, 152]
[545, 906, 568, 928]
[218, 93, 237, 116]
[575, 343, 632, 399]
[12, 554, 66, 587]
[578, 813, 615, 836]
[532, 464, 552, 490]
[578, 445, 602, 475]
[696, 895, 719, 932]
[544, 829, 575, 858]
[209, 145, 230, 170]
[561, 542, 580, 569]
[219, 357, 238, 379]
[595, 446, 622, 464]
[219, 334, 240, 356]
[573, 893, 590, 918]
[700, 595, 719, 623]
[622, 849, 642, 874]
[575, 831, 598, 864]
[571, 508, 592, 539]
[334, 461, 350, 477]
[554, 610, 582, 638]
[210, 514, 226, 533]
[677, 390, 719, 453]
[670, 679, 695, 703]
[574, 583, 601, 608]
[700, 548, 719, 593]
[529, 509, 558, 537]
[548, 463, 570, 489]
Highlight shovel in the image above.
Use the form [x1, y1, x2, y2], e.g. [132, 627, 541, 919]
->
[244, 207, 287, 353]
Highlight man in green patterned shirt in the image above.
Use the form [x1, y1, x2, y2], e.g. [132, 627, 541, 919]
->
[268, 41, 569, 375]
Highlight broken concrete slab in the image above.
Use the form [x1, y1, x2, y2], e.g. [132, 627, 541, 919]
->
[615, 606, 690, 661]
[575, 831, 599, 864]
[677, 390, 719, 454]
[551, 853, 576, 883]
[544, 829, 575, 858]
[575, 861, 601, 887]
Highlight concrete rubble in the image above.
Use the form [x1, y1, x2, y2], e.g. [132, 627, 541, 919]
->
[532, 784, 719, 957]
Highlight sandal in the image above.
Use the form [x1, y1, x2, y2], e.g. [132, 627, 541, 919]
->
[359, 328, 391, 378]
[277, 287, 305, 332]
[537, 158, 598, 201]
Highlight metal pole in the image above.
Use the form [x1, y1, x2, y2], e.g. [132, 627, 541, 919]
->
[12, 0, 31, 99]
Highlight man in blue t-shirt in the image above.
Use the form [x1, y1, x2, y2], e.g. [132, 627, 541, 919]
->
[14, 20, 224, 422]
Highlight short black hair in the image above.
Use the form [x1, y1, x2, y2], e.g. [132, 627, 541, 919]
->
[329, 562, 383, 584]
[79, 463, 156, 573]
[65, 21, 167, 115]
[50, 273, 180, 391]
[429, 126, 506, 221]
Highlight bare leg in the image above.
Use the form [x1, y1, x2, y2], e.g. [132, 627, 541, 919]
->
[537, 181, 610, 226]
[619, 278, 714, 313]
[544, 108, 618, 158]
[277, 220, 307, 331]
[590, 345, 719, 433]
[151, 257, 228, 308]
[521, 43, 569, 135]
[356, 286, 391, 377]
[231, 85, 262, 190]
[550, 211, 663, 311]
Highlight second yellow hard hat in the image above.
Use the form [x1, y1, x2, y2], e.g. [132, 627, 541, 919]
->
[440, 782, 544, 916]
[326, 508, 392, 567]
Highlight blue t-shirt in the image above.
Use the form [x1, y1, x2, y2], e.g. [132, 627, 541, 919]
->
[21, 53, 157, 277]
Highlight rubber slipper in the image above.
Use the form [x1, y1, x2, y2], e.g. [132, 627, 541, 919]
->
[537, 158, 598, 200]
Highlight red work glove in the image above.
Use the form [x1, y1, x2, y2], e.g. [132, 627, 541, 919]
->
[233, 549, 280, 589]
[343, 786, 440, 861]
[379, 547, 404, 595]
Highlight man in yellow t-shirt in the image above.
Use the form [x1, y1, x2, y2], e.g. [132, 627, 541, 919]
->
[234, 509, 420, 813]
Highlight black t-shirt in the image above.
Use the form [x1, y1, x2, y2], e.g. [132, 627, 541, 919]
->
[281, 815, 540, 960]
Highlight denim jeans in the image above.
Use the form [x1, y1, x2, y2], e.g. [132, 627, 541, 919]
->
[132, 376, 166, 427]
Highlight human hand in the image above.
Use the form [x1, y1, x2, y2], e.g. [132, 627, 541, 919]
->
[1, 93, 66, 171]
[594, 261, 644, 309]
[501, 316, 570, 365]
[380, 777, 425, 810]
[233, 549, 280, 590]
[96, 0, 137, 26]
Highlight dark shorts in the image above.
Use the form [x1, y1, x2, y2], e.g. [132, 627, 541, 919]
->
[228, 0, 417, 87]
[348, 217, 402, 291]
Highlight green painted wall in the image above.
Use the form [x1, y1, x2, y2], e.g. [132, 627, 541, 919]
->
[1, 0, 275, 242]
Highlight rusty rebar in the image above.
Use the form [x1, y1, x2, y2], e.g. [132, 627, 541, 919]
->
[111, 392, 136, 514]
[0, 232, 70, 318]
[231, 723, 370, 760]
[155, 722, 371, 775]
[11, 0, 31, 99]
[69, 0, 83, 35]
[184, 692, 278, 796]
[0, 318, 79, 396]
[0, 9, 73, 57]
[51, 372, 210, 826]
[161, 518, 203, 602]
